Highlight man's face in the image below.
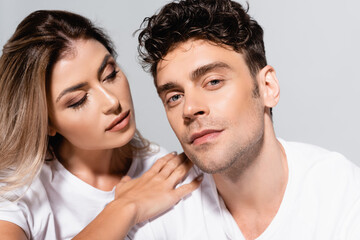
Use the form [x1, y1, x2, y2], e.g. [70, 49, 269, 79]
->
[156, 39, 266, 174]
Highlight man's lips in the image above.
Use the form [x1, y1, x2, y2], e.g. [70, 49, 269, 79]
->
[189, 129, 223, 145]
[105, 110, 131, 132]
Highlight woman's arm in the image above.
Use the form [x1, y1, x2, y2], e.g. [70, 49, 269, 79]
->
[73, 152, 202, 240]
[0, 221, 27, 240]
[72, 200, 137, 240]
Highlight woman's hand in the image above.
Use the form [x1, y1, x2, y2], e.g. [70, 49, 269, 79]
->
[113, 152, 202, 224]
[74, 152, 202, 240]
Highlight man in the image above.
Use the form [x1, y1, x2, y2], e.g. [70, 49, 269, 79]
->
[135, 0, 360, 239]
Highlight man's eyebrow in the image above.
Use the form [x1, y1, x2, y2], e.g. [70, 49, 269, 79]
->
[191, 62, 231, 80]
[156, 62, 231, 96]
[157, 82, 181, 96]
[98, 54, 112, 80]
[56, 82, 88, 103]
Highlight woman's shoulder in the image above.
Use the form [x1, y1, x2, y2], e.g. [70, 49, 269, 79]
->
[1, 162, 53, 201]
[0, 163, 55, 239]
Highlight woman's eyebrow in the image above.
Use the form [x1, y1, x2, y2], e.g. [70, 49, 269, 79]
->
[56, 82, 88, 103]
[56, 54, 113, 103]
[97, 54, 112, 79]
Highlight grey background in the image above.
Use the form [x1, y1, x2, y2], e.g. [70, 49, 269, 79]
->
[1, 0, 359, 165]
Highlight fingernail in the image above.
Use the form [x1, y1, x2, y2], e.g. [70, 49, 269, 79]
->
[171, 151, 178, 155]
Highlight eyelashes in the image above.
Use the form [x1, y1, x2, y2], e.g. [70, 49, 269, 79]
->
[67, 68, 119, 110]
[67, 93, 88, 110]
[103, 68, 119, 82]
[166, 93, 183, 107]
[66, 63, 120, 109]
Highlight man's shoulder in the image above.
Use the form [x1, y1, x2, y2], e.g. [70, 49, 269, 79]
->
[278, 139, 360, 238]
[282, 138, 360, 196]
[129, 144, 169, 178]
[281, 138, 359, 173]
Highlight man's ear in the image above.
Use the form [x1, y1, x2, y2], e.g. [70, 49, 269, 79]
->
[258, 65, 280, 108]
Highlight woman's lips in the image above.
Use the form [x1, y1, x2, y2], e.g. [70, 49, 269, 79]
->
[105, 110, 131, 132]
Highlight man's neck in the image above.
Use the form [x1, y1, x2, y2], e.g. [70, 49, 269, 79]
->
[213, 136, 288, 240]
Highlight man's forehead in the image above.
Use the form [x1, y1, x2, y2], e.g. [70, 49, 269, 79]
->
[157, 38, 241, 65]
[155, 39, 245, 87]
[156, 40, 197, 75]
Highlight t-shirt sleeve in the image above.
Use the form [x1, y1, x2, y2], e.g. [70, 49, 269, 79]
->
[337, 196, 360, 239]
[0, 198, 31, 238]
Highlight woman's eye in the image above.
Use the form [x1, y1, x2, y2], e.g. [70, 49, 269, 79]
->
[103, 69, 119, 82]
[67, 94, 88, 109]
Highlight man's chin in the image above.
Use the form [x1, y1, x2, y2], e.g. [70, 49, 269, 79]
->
[186, 154, 231, 174]
[182, 144, 232, 172]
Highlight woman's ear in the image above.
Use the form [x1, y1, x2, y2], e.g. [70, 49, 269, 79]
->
[48, 126, 57, 137]
[259, 65, 280, 108]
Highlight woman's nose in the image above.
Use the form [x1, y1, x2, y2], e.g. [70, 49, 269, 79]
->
[99, 86, 121, 115]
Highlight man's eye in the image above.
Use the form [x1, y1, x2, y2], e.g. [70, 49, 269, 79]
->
[168, 94, 182, 103]
[205, 79, 224, 90]
[165, 93, 183, 107]
[208, 79, 221, 86]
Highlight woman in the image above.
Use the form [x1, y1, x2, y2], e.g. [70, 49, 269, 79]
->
[0, 10, 201, 239]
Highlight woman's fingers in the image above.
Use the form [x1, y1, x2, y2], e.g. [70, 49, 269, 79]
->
[148, 152, 178, 174]
[148, 152, 189, 180]
[149, 152, 195, 186]
[167, 155, 193, 186]
[119, 175, 132, 185]
[173, 174, 203, 200]
[113, 151, 203, 224]
[158, 153, 187, 178]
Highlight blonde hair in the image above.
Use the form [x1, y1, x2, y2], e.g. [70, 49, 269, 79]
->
[0, 10, 150, 199]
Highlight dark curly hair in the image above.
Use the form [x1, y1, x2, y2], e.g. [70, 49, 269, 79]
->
[137, 0, 267, 84]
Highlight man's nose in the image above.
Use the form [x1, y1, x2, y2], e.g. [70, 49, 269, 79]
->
[182, 92, 209, 120]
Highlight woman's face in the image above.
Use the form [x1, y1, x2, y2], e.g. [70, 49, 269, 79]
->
[48, 39, 136, 150]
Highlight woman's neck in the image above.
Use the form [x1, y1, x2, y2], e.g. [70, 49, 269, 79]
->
[55, 139, 131, 191]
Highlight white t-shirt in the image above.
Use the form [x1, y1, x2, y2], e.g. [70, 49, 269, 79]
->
[130, 139, 360, 240]
[1, 140, 360, 239]
[0, 146, 169, 240]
